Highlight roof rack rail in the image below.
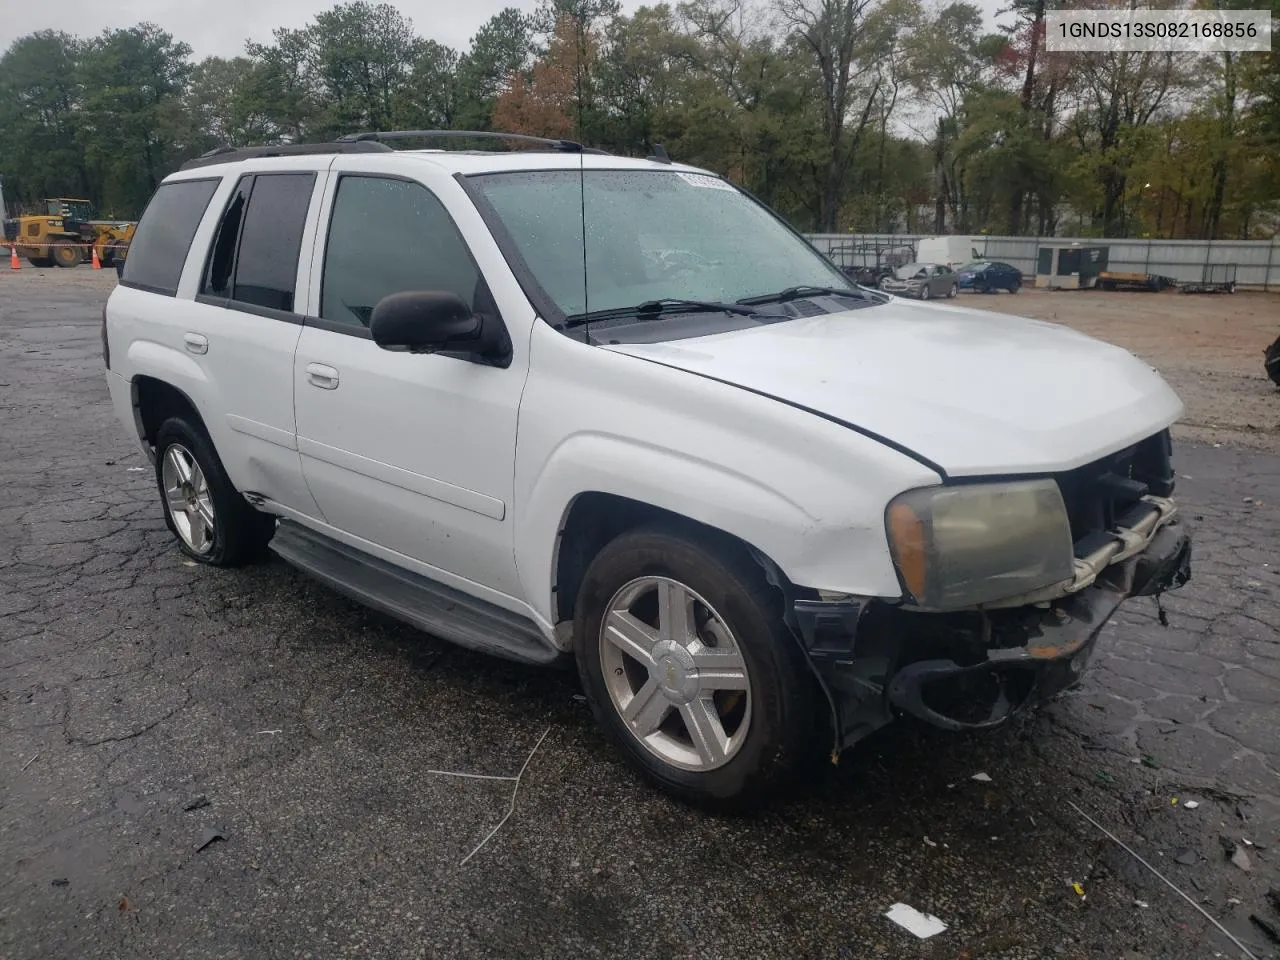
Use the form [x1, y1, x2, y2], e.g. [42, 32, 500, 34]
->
[180, 140, 392, 170]
[336, 130, 612, 155]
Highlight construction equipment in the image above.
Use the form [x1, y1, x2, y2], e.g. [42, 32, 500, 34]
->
[1180, 263, 1237, 294]
[1, 198, 135, 268]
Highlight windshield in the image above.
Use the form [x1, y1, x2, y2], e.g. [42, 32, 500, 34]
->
[469, 169, 851, 318]
[959, 262, 990, 272]
[893, 263, 927, 279]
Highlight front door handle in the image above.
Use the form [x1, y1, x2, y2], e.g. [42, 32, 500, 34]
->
[305, 363, 340, 390]
[183, 333, 209, 355]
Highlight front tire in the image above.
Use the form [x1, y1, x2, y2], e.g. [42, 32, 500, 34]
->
[947, 284, 957, 298]
[154, 416, 275, 566]
[52, 241, 80, 268]
[919, 284, 931, 300]
[574, 526, 818, 807]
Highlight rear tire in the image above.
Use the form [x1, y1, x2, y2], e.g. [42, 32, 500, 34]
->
[920, 284, 931, 301]
[574, 526, 819, 808]
[28, 256, 54, 268]
[1008, 281, 1020, 293]
[947, 284, 957, 298]
[154, 416, 275, 566]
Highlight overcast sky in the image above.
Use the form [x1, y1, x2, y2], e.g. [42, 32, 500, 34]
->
[1, 0, 1009, 59]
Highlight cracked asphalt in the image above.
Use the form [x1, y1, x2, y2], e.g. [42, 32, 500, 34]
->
[2, 271, 1279, 960]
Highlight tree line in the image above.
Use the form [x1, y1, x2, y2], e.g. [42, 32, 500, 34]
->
[1, 0, 1276, 238]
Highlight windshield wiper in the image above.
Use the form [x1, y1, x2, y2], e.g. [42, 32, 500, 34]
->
[561, 298, 765, 329]
[737, 284, 870, 305]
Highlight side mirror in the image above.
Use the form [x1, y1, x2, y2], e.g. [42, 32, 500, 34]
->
[370, 291, 511, 367]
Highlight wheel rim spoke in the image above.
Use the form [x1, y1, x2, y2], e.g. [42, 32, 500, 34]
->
[690, 644, 748, 692]
[194, 495, 215, 531]
[681, 699, 730, 767]
[622, 678, 670, 736]
[167, 448, 193, 485]
[656, 579, 697, 645]
[604, 610, 659, 668]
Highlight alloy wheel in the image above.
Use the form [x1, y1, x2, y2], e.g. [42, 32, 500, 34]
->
[599, 576, 751, 771]
[161, 443, 215, 554]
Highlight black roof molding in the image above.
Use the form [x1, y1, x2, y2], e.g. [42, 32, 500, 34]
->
[337, 130, 611, 155]
[180, 141, 393, 170]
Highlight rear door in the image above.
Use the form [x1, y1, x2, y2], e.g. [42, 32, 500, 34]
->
[182, 165, 325, 515]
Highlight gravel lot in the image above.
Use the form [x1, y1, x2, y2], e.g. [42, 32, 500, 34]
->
[967, 286, 1280, 453]
[2, 269, 1279, 959]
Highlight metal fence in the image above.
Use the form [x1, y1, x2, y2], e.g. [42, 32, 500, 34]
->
[803, 233, 1280, 291]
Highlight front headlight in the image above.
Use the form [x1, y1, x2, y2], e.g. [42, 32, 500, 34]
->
[885, 479, 1074, 609]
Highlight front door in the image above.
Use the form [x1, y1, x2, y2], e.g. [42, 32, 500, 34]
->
[292, 169, 527, 598]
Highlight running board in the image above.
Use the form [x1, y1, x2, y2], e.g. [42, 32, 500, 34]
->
[270, 520, 559, 665]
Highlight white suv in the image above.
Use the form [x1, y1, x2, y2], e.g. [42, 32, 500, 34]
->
[104, 132, 1192, 805]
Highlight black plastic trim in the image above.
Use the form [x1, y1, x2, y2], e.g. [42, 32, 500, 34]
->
[194, 293, 305, 325]
[304, 314, 374, 338]
[180, 141, 392, 170]
[270, 520, 560, 665]
[453, 172, 570, 330]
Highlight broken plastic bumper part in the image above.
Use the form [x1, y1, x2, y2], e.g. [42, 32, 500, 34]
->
[793, 520, 1191, 749]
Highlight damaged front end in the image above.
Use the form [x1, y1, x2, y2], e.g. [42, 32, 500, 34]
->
[789, 436, 1193, 752]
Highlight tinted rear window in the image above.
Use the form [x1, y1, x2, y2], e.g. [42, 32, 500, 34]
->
[121, 179, 219, 296]
[231, 173, 315, 311]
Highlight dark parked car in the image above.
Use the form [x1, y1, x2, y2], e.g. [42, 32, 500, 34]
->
[879, 262, 957, 300]
[957, 260, 1023, 293]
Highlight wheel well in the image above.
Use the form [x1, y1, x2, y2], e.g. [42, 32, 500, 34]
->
[552, 493, 790, 624]
[133, 376, 206, 450]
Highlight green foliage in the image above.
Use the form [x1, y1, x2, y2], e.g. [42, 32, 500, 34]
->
[0, 0, 1274, 235]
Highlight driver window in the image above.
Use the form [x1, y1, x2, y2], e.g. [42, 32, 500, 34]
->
[321, 176, 480, 328]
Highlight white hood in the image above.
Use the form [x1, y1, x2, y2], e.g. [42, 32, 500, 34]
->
[605, 300, 1184, 477]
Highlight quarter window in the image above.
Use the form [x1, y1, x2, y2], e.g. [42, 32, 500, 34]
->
[321, 176, 480, 328]
[121, 179, 219, 296]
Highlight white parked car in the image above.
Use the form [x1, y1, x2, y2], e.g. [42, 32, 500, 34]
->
[104, 132, 1192, 806]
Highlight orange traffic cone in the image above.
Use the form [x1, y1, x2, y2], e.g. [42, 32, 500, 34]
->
[92, 245, 102, 270]
[9, 245, 20, 270]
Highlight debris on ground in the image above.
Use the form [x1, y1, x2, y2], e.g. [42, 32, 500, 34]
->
[1251, 915, 1280, 945]
[195, 828, 228, 852]
[1230, 846, 1253, 872]
[1174, 849, 1199, 866]
[923, 836, 937, 848]
[1134, 900, 1150, 909]
[1267, 888, 1280, 913]
[1072, 882, 1086, 899]
[1066, 802, 1261, 960]
[970, 772, 992, 783]
[182, 796, 210, 812]
[1182, 800, 1200, 810]
[1141, 755, 1160, 769]
[50, 879, 69, 888]
[21, 753, 40, 771]
[884, 903, 947, 939]
[118, 898, 129, 911]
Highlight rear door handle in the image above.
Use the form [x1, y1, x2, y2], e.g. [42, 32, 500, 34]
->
[305, 363, 340, 390]
[183, 333, 208, 355]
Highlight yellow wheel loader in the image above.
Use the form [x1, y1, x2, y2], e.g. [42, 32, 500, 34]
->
[2, 199, 135, 268]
